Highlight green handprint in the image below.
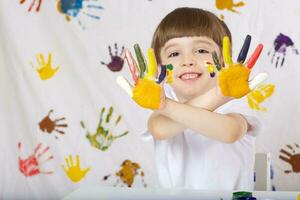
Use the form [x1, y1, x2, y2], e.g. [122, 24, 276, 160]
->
[80, 106, 129, 151]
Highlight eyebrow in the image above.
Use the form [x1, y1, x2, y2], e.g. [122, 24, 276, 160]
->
[163, 44, 179, 53]
[163, 38, 214, 52]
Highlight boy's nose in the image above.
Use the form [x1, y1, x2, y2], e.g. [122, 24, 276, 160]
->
[181, 59, 196, 67]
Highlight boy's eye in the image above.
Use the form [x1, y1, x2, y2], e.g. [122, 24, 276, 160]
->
[196, 49, 209, 54]
[168, 52, 179, 58]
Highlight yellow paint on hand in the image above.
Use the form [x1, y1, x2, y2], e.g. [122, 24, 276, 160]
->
[218, 63, 250, 98]
[223, 37, 233, 65]
[132, 79, 161, 109]
[145, 48, 157, 79]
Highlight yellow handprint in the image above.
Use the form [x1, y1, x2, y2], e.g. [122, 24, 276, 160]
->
[116, 45, 173, 110]
[207, 35, 268, 99]
[247, 84, 275, 111]
[31, 53, 59, 80]
[61, 155, 90, 183]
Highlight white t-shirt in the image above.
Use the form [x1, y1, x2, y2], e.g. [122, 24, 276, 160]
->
[142, 84, 261, 190]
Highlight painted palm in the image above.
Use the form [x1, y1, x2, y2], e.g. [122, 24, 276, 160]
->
[207, 35, 265, 96]
[117, 44, 173, 110]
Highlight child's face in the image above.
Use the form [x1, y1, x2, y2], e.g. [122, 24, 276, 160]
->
[160, 36, 221, 102]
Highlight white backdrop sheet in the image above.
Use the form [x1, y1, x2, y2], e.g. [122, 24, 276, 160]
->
[1, 0, 300, 199]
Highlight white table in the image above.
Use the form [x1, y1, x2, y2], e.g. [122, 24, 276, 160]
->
[63, 186, 300, 200]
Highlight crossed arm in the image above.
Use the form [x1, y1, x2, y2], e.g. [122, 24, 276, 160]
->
[148, 88, 248, 143]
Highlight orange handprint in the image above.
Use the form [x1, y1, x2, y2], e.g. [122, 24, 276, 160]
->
[103, 159, 147, 187]
[215, 0, 245, 14]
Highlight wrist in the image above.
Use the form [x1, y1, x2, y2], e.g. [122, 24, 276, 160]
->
[187, 87, 231, 111]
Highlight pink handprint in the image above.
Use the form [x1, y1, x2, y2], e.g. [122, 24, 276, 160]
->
[18, 142, 54, 177]
[19, 0, 43, 12]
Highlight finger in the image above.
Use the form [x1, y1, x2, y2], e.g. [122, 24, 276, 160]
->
[61, 164, 67, 172]
[30, 62, 36, 69]
[47, 53, 52, 65]
[223, 36, 233, 66]
[65, 157, 71, 168]
[54, 66, 59, 72]
[124, 48, 139, 85]
[237, 35, 251, 63]
[246, 44, 263, 69]
[156, 65, 166, 84]
[116, 76, 133, 97]
[145, 48, 157, 79]
[76, 155, 80, 168]
[83, 167, 91, 174]
[36, 54, 41, 65]
[40, 54, 45, 65]
[249, 72, 268, 90]
[134, 44, 147, 78]
[212, 51, 221, 71]
[69, 155, 74, 166]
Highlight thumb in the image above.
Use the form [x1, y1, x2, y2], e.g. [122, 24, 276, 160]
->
[116, 76, 133, 97]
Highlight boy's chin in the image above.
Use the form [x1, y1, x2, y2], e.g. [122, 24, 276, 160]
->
[174, 88, 205, 102]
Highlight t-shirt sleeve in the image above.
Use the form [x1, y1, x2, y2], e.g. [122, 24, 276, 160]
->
[140, 129, 154, 141]
[241, 114, 262, 137]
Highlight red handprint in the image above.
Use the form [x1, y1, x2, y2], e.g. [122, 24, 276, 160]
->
[18, 142, 54, 177]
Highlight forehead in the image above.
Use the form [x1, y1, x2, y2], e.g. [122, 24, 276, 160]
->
[162, 36, 219, 51]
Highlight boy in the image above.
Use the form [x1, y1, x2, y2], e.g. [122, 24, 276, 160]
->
[122, 7, 261, 190]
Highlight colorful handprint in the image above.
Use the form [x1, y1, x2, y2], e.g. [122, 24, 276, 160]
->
[103, 159, 147, 187]
[207, 35, 268, 99]
[18, 142, 54, 177]
[57, 0, 103, 29]
[80, 106, 129, 151]
[116, 44, 173, 110]
[31, 53, 59, 80]
[62, 155, 90, 182]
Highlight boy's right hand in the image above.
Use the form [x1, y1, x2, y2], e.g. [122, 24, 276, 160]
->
[116, 44, 173, 110]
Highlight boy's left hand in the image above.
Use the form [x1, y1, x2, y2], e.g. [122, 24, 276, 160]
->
[116, 44, 173, 110]
[206, 35, 268, 99]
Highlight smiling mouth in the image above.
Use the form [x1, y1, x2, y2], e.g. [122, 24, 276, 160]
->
[179, 72, 202, 81]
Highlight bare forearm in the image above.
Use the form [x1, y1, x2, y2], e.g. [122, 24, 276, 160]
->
[148, 111, 185, 139]
[148, 88, 230, 140]
[158, 99, 247, 143]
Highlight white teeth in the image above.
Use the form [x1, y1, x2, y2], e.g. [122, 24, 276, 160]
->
[180, 73, 200, 80]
